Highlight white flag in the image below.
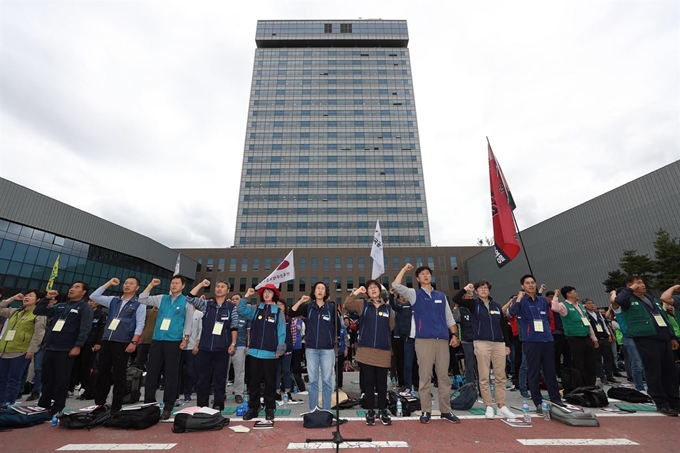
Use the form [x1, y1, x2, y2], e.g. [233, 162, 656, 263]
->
[256, 250, 296, 289]
[174, 253, 181, 276]
[370, 220, 384, 280]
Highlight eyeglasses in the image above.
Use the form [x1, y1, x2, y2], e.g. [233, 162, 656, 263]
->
[367, 286, 380, 290]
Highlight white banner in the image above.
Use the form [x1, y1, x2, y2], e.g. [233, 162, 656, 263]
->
[174, 253, 181, 276]
[370, 220, 384, 280]
[256, 249, 295, 289]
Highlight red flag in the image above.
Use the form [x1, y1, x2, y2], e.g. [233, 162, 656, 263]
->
[488, 143, 520, 267]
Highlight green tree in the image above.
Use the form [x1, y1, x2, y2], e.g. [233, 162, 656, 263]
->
[653, 228, 680, 290]
[602, 269, 627, 292]
[619, 249, 656, 287]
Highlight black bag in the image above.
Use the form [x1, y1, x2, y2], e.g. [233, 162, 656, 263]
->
[387, 390, 421, 416]
[360, 392, 381, 409]
[0, 407, 51, 430]
[302, 408, 336, 428]
[549, 403, 600, 427]
[171, 412, 229, 433]
[450, 383, 477, 410]
[336, 397, 360, 409]
[59, 405, 111, 430]
[606, 386, 652, 403]
[561, 367, 586, 394]
[564, 386, 608, 408]
[121, 366, 142, 405]
[105, 405, 161, 430]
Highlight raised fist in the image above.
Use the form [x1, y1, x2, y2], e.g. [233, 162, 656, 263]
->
[245, 288, 256, 298]
[13, 293, 24, 301]
[464, 283, 474, 292]
[201, 279, 211, 287]
[47, 290, 59, 299]
[151, 278, 161, 287]
[353, 286, 367, 296]
[299, 295, 310, 303]
[403, 263, 414, 271]
[109, 278, 120, 286]
[539, 284, 547, 293]
[516, 291, 525, 301]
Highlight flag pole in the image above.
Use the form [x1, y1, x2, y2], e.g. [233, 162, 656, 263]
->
[486, 136, 535, 277]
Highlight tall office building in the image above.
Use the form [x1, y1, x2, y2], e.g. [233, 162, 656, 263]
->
[235, 20, 431, 248]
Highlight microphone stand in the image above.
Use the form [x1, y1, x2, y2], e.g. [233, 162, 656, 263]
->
[305, 294, 371, 452]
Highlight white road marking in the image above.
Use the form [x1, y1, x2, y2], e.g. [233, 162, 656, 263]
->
[287, 441, 410, 449]
[517, 438, 639, 446]
[57, 444, 177, 451]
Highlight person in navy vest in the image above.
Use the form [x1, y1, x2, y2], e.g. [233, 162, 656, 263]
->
[508, 274, 564, 412]
[345, 281, 395, 426]
[238, 284, 286, 421]
[89, 276, 146, 412]
[34, 282, 94, 416]
[186, 279, 239, 411]
[289, 282, 339, 411]
[139, 275, 205, 420]
[393, 264, 461, 424]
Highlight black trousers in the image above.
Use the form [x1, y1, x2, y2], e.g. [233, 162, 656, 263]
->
[511, 336, 522, 385]
[634, 337, 680, 410]
[144, 340, 182, 408]
[391, 336, 405, 387]
[135, 343, 151, 370]
[566, 336, 597, 386]
[291, 349, 303, 375]
[39, 350, 76, 414]
[247, 356, 278, 411]
[359, 362, 388, 411]
[337, 353, 345, 388]
[523, 342, 562, 407]
[93, 341, 130, 411]
[196, 350, 230, 409]
[553, 334, 572, 374]
[594, 337, 616, 380]
[69, 342, 96, 393]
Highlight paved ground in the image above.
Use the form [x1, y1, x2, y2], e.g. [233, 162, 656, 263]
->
[0, 372, 674, 452]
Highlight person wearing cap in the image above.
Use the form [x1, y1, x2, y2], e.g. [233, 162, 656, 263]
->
[289, 282, 340, 411]
[237, 284, 286, 421]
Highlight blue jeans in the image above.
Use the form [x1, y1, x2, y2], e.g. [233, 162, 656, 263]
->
[0, 355, 31, 404]
[277, 353, 292, 392]
[403, 338, 416, 390]
[623, 336, 645, 391]
[32, 348, 45, 392]
[306, 348, 335, 410]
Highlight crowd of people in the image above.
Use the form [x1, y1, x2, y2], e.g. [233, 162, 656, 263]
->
[0, 268, 678, 428]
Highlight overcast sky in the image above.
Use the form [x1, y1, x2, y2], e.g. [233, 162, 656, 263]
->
[1, 1, 678, 250]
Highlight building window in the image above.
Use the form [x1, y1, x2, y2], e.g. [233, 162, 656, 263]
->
[265, 258, 272, 271]
[335, 278, 341, 292]
[323, 257, 330, 272]
[196, 258, 202, 272]
[428, 257, 435, 270]
[287, 280, 294, 292]
[346, 257, 353, 271]
[218, 258, 225, 272]
[230, 258, 236, 272]
[340, 23, 352, 33]
[324, 23, 333, 33]
[453, 276, 460, 290]
[392, 256, 400, 270]
[253, 258, 260, 271]
[251, 277, 259, 288]
[450, 256, 458, 270]
[335, 257, 341, 271]
[299, 277, 306, 293]
[228, 277, 235, 291]
[311, 257, 318, 271]
[347, 277, 354, 290]
[206, 258, 214, 272]
[241, 258, 248, 272]
[239, 278, 247, 292]
[300, 257, 307, 271]
[406, 276, 413, 288]
[358, 256, 365, 271]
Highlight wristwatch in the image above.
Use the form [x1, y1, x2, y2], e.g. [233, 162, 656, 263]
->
[131, 340, 138, 345]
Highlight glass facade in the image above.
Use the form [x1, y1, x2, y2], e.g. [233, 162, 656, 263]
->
[0, 219, 179, 296]
[235, 20, 431, 248]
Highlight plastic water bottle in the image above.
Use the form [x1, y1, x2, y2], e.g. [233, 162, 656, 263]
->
[542, 400, 550, 421]
[522, 400, 531, 423]
[244, 394, 249, 409]
[283, 393, 289, 405]
[396, 399, 403, 417]
[50, 415, 58, 427]
[293, 382, 299, 393]
[159, 401, 164, 409]
[391, 376, 397, 388]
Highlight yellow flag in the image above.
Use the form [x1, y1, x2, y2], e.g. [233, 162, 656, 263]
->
[46, 254, 60, 291]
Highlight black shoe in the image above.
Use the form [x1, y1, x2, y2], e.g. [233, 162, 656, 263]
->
[25, 392, 40, 402]
[380, 409, 392, 425]
[535, 406, 543, 415]
[265, 408, 275, 420]
[286, 392, 296, 402]
[365, 409, 375, 425]
[658, 407, 679, 417]
[440, 412, 461, 424]
[213, 405, 224, 412]
[275, 392, 282, 401]
[419, 411, 431, 424]
[234, 394, 243, 404]
[160, 410, 172, 421]
[243, 408, 259, 421]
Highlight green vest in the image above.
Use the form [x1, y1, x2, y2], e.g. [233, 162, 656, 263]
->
[561, 303, 591, 337]
[668, 314, 680, 338]
[621, 295, 672, 337]
[0, 306, 38, 353]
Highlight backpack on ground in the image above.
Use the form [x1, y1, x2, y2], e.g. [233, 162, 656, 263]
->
[561, 367, 586, 394]
[387, 390, 421, 416]
[104, 404, 160, 430]
[450, 383, 477, 411]
[121, 366, 142, 405]
[606, 386, 652, 403]
[171, 412, 229, 433]
[302, 408, 346, 428]
[59, 405, 111, 430]
[0, 406, 51, 430]
[549, 402, 600, 427]
[563, 386, 608, 408]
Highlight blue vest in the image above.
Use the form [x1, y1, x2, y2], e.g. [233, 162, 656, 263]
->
[306, 301, 336, 350]
[458, 306, 474, 343]
[46, 300, 89, 350]
[249, 303, 280, 352]
[236, 317, 250, 348]
[103, 296, 140, 343]
[152, 294, 188, 341]
[412, 288, 449, 340]
[471, 298, 505, 343]
[358, 301, 392, 351]
[198, 300, 237, 352]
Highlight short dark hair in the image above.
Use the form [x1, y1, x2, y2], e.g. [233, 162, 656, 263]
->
[545, 291, 555, 299]
[26, 289, 46, 300]
[276, 299, 288, 315]
[415, 266, 432, 278]
[262, 291, 279, 303]
[365, 279, 381, 289]
[581, 298, 593, 304]
[216, 280, 230, 290]
[473, 279, 492, 290]
[623, 275, 642, 287]
[171, 275, 186, 285]
[125, 276, 141, 286]
[560, 286, 576, 298]
[519, 274, 535, 285]
[73, 281, 89, 295]
[309, 282, 330, 301]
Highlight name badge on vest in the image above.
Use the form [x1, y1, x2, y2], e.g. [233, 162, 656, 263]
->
[581, 317, 590, 326]
[108, 318, 121, 331]
[4, 330, 16, 341]
[653, 315, 667, 327]
[434, 299, 443, 304]
[160, 318, 172, 331]
[213, 322, 224, 335]
[595, 324, 603, 333]
[322, 314, 330, 321]
[53, 319, 66, 332]
[267, 316, 276, 323]
[70, 309, 79, 314]
[533, 320, 544, 332]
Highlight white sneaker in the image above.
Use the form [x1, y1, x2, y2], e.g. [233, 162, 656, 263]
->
[485, 406, 495, 419]
[497, 406, 517, 419]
